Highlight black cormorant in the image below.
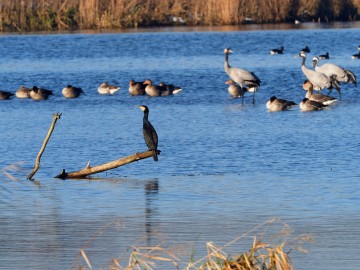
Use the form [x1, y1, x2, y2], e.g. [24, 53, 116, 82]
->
[138, 105, 159, 161]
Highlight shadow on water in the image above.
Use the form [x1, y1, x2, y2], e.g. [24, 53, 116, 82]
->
[144, 179, 159, 246]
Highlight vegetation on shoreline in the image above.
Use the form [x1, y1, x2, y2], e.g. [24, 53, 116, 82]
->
[1, 0, 360, 32]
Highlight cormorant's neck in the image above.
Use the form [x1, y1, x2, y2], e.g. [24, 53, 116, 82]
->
[143, 110, 149, 121]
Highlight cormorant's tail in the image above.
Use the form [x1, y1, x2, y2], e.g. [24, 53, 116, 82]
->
[152, 150, 158, 161]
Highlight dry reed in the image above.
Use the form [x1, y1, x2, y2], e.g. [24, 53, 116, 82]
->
[71, 218, 313, 270]
[0, 0, 359, 32]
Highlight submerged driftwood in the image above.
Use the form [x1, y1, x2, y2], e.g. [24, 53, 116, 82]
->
[55, 150, 160, 179]
[27, 113, 62, 180]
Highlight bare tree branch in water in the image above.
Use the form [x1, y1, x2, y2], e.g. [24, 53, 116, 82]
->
[55, 150, 160, 179]
[27, 113, 62, 180]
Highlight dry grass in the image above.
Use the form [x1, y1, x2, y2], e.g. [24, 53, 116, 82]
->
[0, 0, 359, 31]
[70, 218, 313, 270]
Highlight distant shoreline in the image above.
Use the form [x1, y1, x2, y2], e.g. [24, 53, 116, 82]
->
[1, 21, 360, 35]
[1, 0, 359, 33]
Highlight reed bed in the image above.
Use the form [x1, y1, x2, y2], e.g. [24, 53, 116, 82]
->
[71, 218, 313, 270]
[0, 0, 359, 32]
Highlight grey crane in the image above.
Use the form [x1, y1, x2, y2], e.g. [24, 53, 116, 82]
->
[224, 48, 261, 104]
[298, 52, 340, 96]
[312, 56, 356, 98]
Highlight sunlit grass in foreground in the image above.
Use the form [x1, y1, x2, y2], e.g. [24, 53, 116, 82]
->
[71, 218, 313, 270]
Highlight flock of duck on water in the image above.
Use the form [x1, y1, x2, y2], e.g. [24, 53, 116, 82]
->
[0, 79, 183, 101]
[224, 45, 359, 111]
[0, 77, 181, 162]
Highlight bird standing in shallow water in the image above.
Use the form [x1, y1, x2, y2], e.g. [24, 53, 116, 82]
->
[298, 52, 339, 94]
[225, 79, 244, 104]
[312, 56, 356, 99]
[224, 48, 261, 104]
[138, 105, 159, 161]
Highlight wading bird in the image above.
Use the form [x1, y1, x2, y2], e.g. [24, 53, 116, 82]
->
[298, 52, 340, 95]
[312, 56, 356, 98]
[225, 79, 244, 103]
[224, 48, 261, 104]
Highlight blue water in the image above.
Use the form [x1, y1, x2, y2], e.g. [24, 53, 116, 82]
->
[1, 23, 360, 269]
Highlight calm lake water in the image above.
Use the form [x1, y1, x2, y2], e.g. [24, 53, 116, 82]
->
[1, 22, 360, 269]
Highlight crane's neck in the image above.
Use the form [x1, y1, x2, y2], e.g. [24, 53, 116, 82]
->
[312, 60, 318, 69]
[301, 56, 306, 67]
[224, 52, 231, 74]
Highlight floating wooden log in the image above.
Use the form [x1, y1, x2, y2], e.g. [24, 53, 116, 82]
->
[55, 150, 160, 179]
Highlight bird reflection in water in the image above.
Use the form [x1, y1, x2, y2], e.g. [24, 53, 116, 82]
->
[144, 179, 159, 246]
